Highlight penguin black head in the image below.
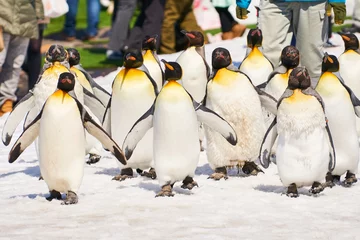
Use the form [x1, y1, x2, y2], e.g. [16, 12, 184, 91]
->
[212, 47, 232, 70]
[67, 48, 81, 67]
[181, 30, 205, 47]
[281, 46, 299, 69]
[161, 59, 182, 81]
[123, 49, 143, 68]
[57, 72, 75, 92]
[142, 35, 158, 51]
[339, 33, 359, 51]
[288, 66, 311, 90]
[45, 44, 68, 63]
[321, 53, 339, 72]
[247, 28, 263, 48]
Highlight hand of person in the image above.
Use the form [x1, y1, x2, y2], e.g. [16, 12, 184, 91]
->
[328, 2, 346, 24]
[236, 6, 250, 20]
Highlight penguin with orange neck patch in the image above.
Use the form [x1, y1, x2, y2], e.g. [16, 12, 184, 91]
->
[122, 60, 237, 197]
[142, 35, 163, 91]
[315, 53, 360, 187]
[205, 47, 277, 180]
[103, 49, 158, 181]
[239, 28, 273, 87]
[8, 73, 126, 205]
[259, 67, 336, 198]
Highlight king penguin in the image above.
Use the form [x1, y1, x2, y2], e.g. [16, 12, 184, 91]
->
[8, 73, 126, 205]
[103, 49, 158, 181]
[239, 28, 274, 87]
[122, 60, 237, 197]
[142, 35, 164, 92]
[315, 53, 360, 187]
[338, 33, 360, 140]
[205, 47, 276, 180]
[259, 67, 336, 198]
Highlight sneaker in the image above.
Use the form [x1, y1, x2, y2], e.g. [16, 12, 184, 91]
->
[341, 24, 360, 33]
[106, 50, 124, 61]
[323, 40, 336, 48]
[0, 99, 13, 117]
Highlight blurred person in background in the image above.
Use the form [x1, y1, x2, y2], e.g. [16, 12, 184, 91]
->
[0, 0, 44, 117]
[64, 0, 100, 41]
[342, 0, 360, 33]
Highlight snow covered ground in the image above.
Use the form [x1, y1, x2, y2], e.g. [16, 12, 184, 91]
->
[1, 29, 360, 239]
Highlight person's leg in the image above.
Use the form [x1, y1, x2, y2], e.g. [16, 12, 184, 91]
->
[293, 1, 327, 83]
[107, 0, 137, 54]
[27, 27, 44, 89]
[215, 7, 234, 39]
[64, 0, 79, 38]
[0, 34, 29, 115]
[86, 0, 101, 38]
[160, 0, 181, 54]
[258, 0, 292, 68]
[354, 0, 360, 27]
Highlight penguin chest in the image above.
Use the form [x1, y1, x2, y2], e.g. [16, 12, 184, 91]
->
[143, 51, 163, 91]
[240, 48, 273, 86]
[72, 67, 93, 93]
[154, 82, 200, 185]
[265, 71, 291, 100]
[339, 51, 360, 96]
[39, 91, 85, 193]
[276, 92, 329, 186]
[176, 47, 207, 102]
[206, 70, 265, 164]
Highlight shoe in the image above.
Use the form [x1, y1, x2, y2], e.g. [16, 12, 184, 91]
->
[82, 35, 97, 41]
[63, 33, 76, 42]
[323, 40, 336, 48]
[0, 99, 13, 117]
[341, 24, 360, 33]
[231, 23, 247, 38]
[106, 50, 124, 61]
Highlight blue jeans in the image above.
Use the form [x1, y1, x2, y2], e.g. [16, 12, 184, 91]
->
[64, 0, 100, 37]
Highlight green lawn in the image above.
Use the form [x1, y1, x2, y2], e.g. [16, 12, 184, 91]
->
[43, 1, 354, 69]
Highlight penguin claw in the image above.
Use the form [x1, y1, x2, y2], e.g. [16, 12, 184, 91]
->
[286, 192, 299, 198]
[181, 181, 199, 190]
[155, 184, 174, 197]
[208, 172, 228, 181]
[242, 161, 263, 176]
[112, 175, 133, 181]
[343, 172, 357, 187]
[86, 154, 101, 165]
[61, 191, 78, 205]
[140, 168, 157, 179]
[309, 182, 324, 195]
[46, 190, 62, 201]
[39, 176, 43, 181]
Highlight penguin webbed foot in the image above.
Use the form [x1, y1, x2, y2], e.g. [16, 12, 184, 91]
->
[61, 191, 78, 205]
[155, 184, 174, 197]
[343, 171, 357, 187]
[39, 176, 44, 181]
[46, 190, 62, 201]
[286, 183, 299, 198]
[112, 168, 134, 181]
[208, 167, 228, 181]
[242, 161, 264, 176]
[86, 154, 101, 165]
[181, 176, 199, 190]
[309, 181, 324, 195]
[323, 172, 337, 188]
[140, 167, 157, 179]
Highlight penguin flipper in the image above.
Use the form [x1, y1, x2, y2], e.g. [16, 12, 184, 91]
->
[2, 92, 35, 146]
[8, 109, 42, 163]
[102, 99, 111, 134]
[194, 102, 237, 145]
[325, 122, 336, 172]
[75, 65, 111, 106]
[258, 118, 278, 168]
[74, 98, 126, 165]
[81, 88, 106, 122]
[122, 104, 154, 160]
[336, 75, 360, 117]
[254, 87, 278, 115]
[266, 65, 288, 85]
[196, 46, 210, 79]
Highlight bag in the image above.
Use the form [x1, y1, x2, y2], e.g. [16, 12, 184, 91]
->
[42, 0, 69, 18]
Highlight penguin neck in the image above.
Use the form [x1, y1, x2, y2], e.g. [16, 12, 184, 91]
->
[144, 49, 156, 59]
[250, 46, 263, 56]
[212, 68, 237, 85]
[164, 80, 181, 88]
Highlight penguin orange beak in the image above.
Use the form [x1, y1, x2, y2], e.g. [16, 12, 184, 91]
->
[146, 37, 155, 43]
[161, 59, 174, 70]
[127, 56, 136, 61]
[181, 30, 195, 39]
[341, 34, 351, 42]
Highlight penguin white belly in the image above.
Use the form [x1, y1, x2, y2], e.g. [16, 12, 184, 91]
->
[177, 47, 207, 102]
[322, 94, 359, 175]
[205, 73, 265, 169]
[154, 94, 199, 186]
[143, 56, 163, 91]
[39, 93, 85, 193]
[240, 55, 273, 86]
[339, 52, 360, 139]
[276, 96, 329, 187]
[111, 75, 155, 170]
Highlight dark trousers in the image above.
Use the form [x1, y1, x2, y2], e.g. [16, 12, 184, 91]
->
[124, 0, 166, 51]
[215, 7, 236, 33]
